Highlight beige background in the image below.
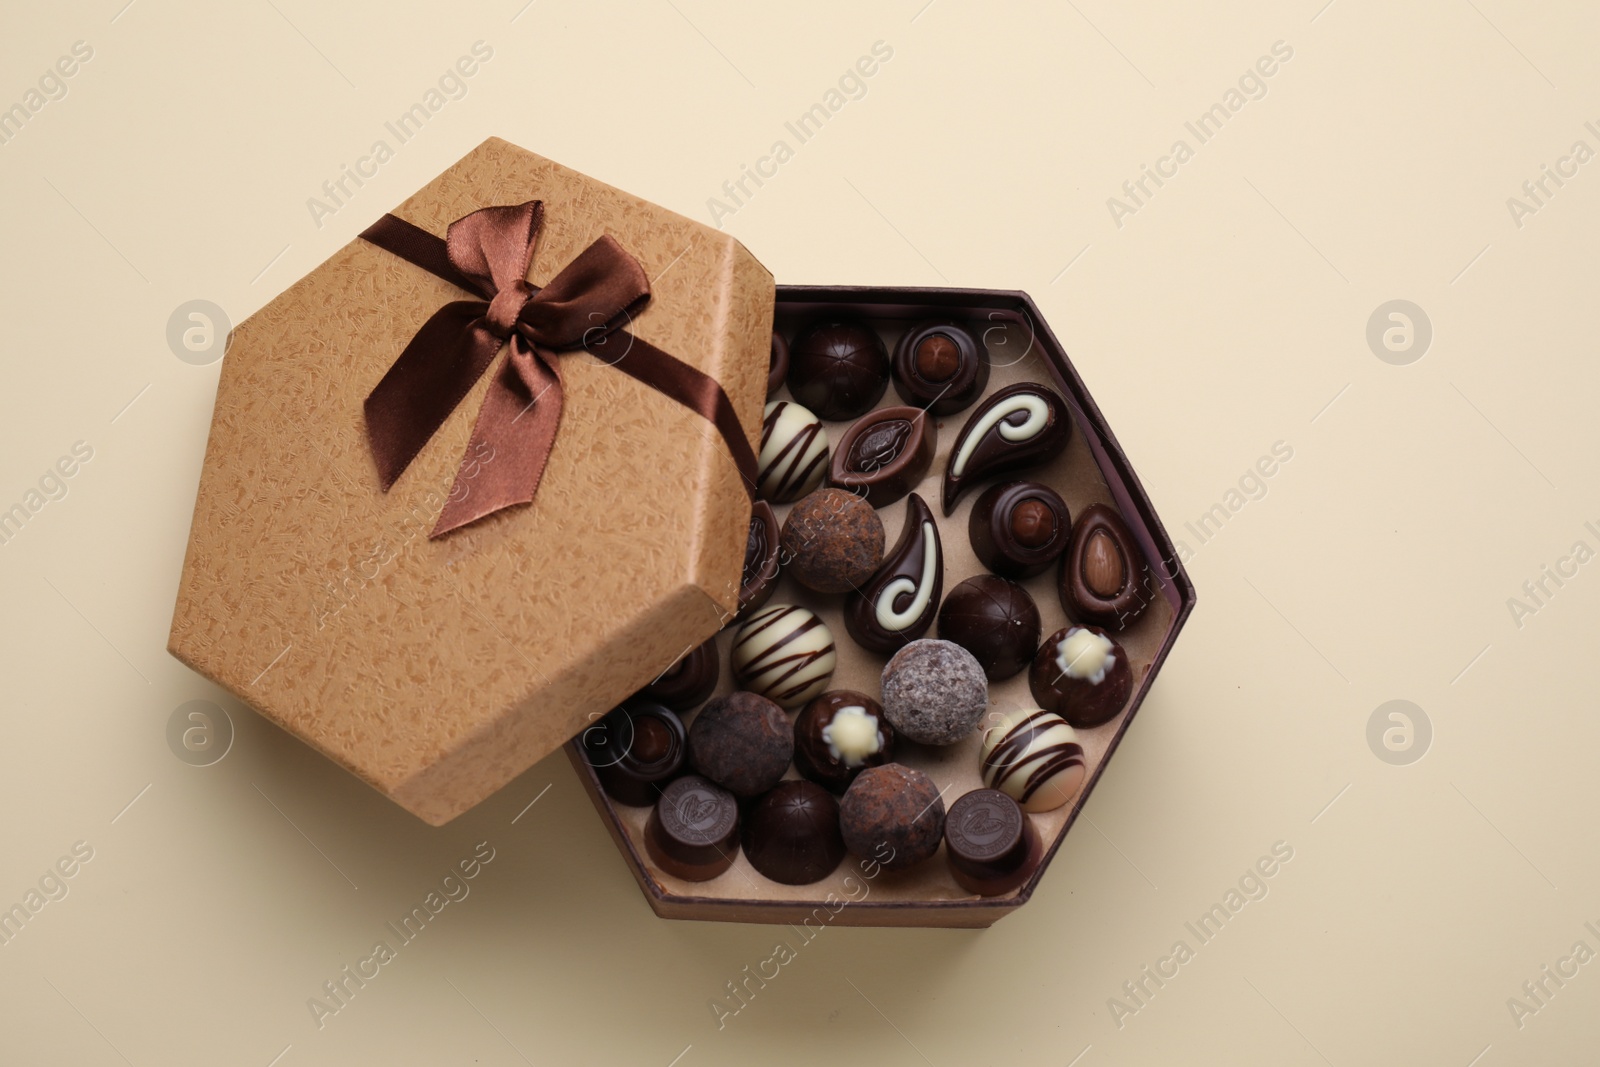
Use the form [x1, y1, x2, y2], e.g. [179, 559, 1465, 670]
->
[0, 1, 1593, 1064]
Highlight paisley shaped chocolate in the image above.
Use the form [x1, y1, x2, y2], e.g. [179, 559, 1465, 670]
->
[758, 400, 829, 503]
[1060, 503, 1149, 630]
[736, 500, 781, 619]
[845, 493, 943, 656]
[967, 480, 1071, 579]
[767, 330, 790, 398]
[637, 638, 719, 710]
[828, 406, 937, 508]
[941, 383, 1072, 516]
[891, 320, 990, 415]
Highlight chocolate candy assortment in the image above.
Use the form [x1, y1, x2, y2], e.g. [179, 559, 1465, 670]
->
[582, 313, 1162, 897]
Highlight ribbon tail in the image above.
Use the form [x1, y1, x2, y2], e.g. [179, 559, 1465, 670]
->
[432, 341, 564, 537]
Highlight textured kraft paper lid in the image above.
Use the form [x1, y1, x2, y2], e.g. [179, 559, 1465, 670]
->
[167, 138, 774, 826]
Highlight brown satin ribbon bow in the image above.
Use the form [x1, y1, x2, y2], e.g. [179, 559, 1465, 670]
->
[360, 200, 756, 537]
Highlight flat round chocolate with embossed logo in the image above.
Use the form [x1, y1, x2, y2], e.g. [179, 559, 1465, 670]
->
[646, 775, 740, 882]
[945, 789, 1023, 862]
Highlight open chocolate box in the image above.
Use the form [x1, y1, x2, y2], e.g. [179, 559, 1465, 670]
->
[568, 286, 1196, 928]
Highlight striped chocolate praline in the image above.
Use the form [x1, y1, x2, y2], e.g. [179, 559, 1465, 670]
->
[730, 604, 838, 709]
[978, 707, 1086, 813]
[757, 400, 829, 503]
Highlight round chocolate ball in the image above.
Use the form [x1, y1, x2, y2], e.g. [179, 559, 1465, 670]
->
[793, 690, 895, 792]
[645, 775, 741, 882]
[937, 575, 1041, 681]
[780, 488, 885, 594]
[979, 708, 1086, 813]
[743, 780, 847, 885]
[688, 691, 793, 797]
[580, 701, 687, 807]
[839, 764, 945, 871]
[787, 320, 890, 421]
[880, 639, 989, 745]
[1028, 625, 1133, 729]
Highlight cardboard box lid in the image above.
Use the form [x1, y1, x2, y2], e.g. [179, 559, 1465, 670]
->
[168, 138, 774, 825]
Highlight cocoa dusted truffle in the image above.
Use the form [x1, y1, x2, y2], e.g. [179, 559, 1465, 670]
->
[937, 575, 1040, 681]
[845, 493, 943, 656]
[880, 639, 989, 745]
[688, 691, 793, 798]
[758, 400, 829, 503]
[968, 481, 1071, 579]
[944, 788, 1040, 896]
[646, 775, 741, 882]
[1061, 503, 1150, 630]
[580, 701, 687, 807]
[780, 488, 884, 594]
[827, 406, 936, 508]
[637, 638, 719, 711]
[736, 500, 782, 620]
[1028, 625, 1133, 729]
[942, 383, 1072, 516]
[891, 320, 990, 415]
[731, 604, 837, 709]
[793, 690, 894, 792]
[839, 764, 945, 871]
[743, 780, 846, 885]
[786, 319, 890, 421]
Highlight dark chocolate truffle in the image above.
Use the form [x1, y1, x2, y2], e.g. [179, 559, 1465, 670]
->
[646, 775, 741, 881]
[758, 400, 829, 503]
[786, 320, 890, 421]
[637, 638, 719, 710]
[828, 406, 937, 508]
[767, 330, 790, 398]
[944, 788, 1040, 897]
[793, 690, 894, 792]
[891, 320, 990, 415]
[937, 575, 1041, 681]
[743, 780, 847, 885]
[580, 701, 687, 807]
[839, 764, 945, 871]
[942, 383, 1072, 516]
[737, 500, 782, 620]
[968, 480, 1071, 579]
[880, 639, 988, 745]
[1028, 625, 1133, 729]
[688, 691, 793, 797]
[780, 488, 885, 594]
[845, 493, 943, 656]
[1061, 503, 1150, 630]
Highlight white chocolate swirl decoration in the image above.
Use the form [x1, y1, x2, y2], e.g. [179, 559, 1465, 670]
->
[950, 394, 1050, 478]
[1056, 627, 1115, 685]
[731, 604, 837, 709]
[979, 708, 1086, 813]
[758, 401, 829, 502]
[875, 521, 939, 631]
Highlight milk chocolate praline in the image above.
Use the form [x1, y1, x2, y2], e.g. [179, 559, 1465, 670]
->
[780, 488, 884, 594]
[581, 701, 687, 807]
[688, 691, 793, 798]
[787, 319, 890, 421]
[891, 320, 990, 415]
[793, 690, 894, 792]
[637, 638, 719, 710]
[937, 575, 1041, 681]
[737, 500, 782, 620]
[1061, 503, 1150, 630]
[646, 775, 741, 882]
[839, 764, 945, 871]
[968, 481, 1071, 579]
[944, 788, 1041, 897]
[845, 493, 943, 656]
[1028, 624, 1133, 729]
[828, 406, 936, 508]
[743, 780, 846, 885]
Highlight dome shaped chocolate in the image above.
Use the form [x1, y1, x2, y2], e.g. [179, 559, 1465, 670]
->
[937, 575, 1040, 681]
[786, 320, 890, 421]
[891, 320, 990, 415]
[743, 780, 846, 885]
[968, 481, 1071, 580]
